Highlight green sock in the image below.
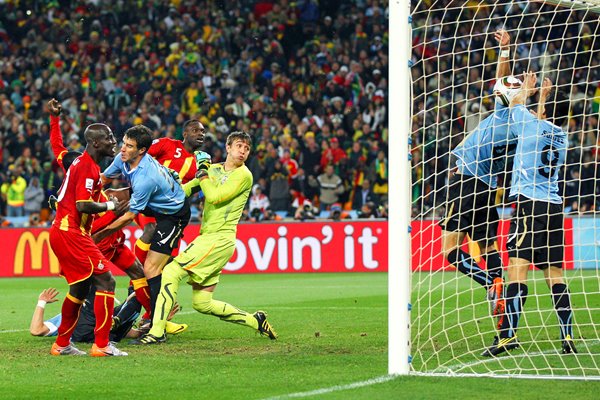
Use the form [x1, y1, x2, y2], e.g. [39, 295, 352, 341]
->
[149, 262, 187, 337]
[192, 290, 258, 330]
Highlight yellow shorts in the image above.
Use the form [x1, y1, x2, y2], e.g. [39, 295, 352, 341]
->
[174, 233, 236, 287]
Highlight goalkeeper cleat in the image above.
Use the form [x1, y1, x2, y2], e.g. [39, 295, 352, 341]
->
[561, 335, 578, 354]
[481, 336, 519, 357]
[91, 342, 129, 357]
[130, 333, 167, 345]
[254, 311, 278, 340]
[165, 321, 188, 335]
[50, 342, 86, 356]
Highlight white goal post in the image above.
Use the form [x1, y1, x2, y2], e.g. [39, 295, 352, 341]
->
[390, 0, 600, 379]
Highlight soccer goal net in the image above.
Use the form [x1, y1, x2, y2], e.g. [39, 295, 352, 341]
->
[409, 0, 600, 379]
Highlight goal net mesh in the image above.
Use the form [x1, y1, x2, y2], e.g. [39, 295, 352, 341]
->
[410, 0, 600, 378]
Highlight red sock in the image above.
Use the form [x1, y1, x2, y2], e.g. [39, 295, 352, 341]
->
[56, 294, 84, 347]
[93, 291, 115, 348]
[131, 277, 152, 315]
[134, 238, 150, 265]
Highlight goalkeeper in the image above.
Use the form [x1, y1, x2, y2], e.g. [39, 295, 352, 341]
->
[132, 131, 277, 345]
[441, 30, 531, 331]
[483, 73, 577, 356]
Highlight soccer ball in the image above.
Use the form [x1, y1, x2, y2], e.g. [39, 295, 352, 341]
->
[493, 75, 523, 106]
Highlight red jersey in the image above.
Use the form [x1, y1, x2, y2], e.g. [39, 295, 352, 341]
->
[53, 151, 102, 235]
[149, 137, 197, 183]
[50, 115, 119, 234]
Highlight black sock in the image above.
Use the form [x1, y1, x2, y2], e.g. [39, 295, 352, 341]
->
[483, 251, 503, 281]
[447, 248, 490, 287]
[147, 275, 162, 320]
[500, 282, 528, 339]
[551, 283, 574, 340]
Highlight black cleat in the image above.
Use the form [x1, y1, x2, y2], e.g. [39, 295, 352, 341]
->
[481, 336, 519, 357]
[130, 333, 166, 345]
[254, 311, 278, 340]
[562, 335, 578, 354]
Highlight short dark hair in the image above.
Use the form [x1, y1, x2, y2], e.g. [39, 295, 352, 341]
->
[62, 151, 83, 170]
[183, 119, 200, 131]
[124, 125, 153, 152]
[226, 131, 252, 147]
[545, 89, 570, 127]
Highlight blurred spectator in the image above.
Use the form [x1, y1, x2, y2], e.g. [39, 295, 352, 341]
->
[249, 184, 271, 217]
[358, 201, 378, 219]
[352, 179, 379, 211]
[1, 167, 27, 217]
[369, 150, 388, 203]
[24, 176, 44, 216]
[329, 203, 350, 221]
[269, 160, 290, 212]
[309, 164, 346, 211]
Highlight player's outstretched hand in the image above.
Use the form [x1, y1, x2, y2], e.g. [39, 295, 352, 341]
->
[540, 77, 553, 98]
[494, 29, 510, 49]
[39, 288, 59, 303]
[522, 71, 538, 96]
[47, 99, 62, 116]
[112, 197, 130, 217]
[194, 150, 211, 171]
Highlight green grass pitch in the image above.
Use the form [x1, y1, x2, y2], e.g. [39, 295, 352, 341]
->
[0, 272, 598, 399]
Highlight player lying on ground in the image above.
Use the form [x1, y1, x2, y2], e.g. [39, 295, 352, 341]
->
[30, 288, 186, 342]
[482, 73, 577, 357]
[132, 131, 277, 345]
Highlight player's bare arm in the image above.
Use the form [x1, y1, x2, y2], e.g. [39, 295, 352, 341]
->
[537, 78, 552, 119]
[495, 29, 511, 79]
[76, 196, 129, 215]
[92, 210, 136, 243]
[510, 71, 537, 107]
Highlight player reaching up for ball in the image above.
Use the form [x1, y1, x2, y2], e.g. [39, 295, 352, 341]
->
[440, 29, 534, 336]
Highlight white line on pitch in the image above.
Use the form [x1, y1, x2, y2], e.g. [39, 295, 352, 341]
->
[259, 375, 398, 400]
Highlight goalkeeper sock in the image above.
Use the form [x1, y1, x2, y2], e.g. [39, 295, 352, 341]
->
[192, 290, 259, 330]
[551, 283, 574, 340]
[93, 291, 115, 348]
[500, 282, 528, 339]
[134, 238, 150, 265]
[447, 248, 490, 287]
[148, 262, 187, 337]
[482, 251, 503, 281]
[56, 294, 84, 347]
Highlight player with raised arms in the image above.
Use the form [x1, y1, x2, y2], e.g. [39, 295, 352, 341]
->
[483, 73, 577, 356]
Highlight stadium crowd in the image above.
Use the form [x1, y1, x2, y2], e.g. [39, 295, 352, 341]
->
[0, 0, 389, 227]
[410, 1, 600, 218]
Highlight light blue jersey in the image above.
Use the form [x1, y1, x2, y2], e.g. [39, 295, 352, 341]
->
[44, 314, 61, 336]
[452, 103, 518, 188]
[104, 154, 186, 215]
[508, 105, 566, 204]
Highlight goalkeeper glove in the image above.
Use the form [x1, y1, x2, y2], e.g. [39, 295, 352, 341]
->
[194, 150, 211, 172]
[48, 195, 58, 211]
[167, 168, 182, 184]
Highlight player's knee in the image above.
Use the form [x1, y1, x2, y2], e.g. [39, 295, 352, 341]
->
[192, 299, 213, 314]
[140, 223, 156, 242]
[444, 247, 461, 265]
[93, 273, 116, 292]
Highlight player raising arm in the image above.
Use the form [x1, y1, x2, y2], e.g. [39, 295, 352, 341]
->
[483, 74, 576, 356]
[49, 118, 129, 357]
[133, 131, 277, 345]
[47, 99, 153, 321]
[440, 29, 529, 334]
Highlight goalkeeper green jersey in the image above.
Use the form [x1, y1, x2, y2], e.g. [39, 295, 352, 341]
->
[198, 163, 252, 236]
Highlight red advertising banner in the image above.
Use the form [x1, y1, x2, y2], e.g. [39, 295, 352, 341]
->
[0, 221, 389, 277]
[412, 219, 574, 271]
[0, 218, 574, 278]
